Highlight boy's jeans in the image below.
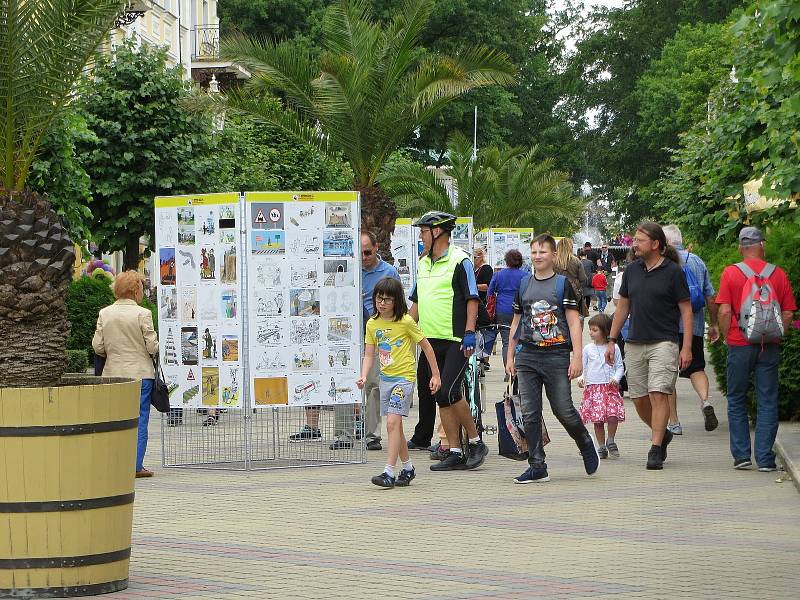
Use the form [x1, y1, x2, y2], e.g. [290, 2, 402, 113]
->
[515, 348, 591, 469]
[726, 344, 780, 467]
[596, 290, 608, 312]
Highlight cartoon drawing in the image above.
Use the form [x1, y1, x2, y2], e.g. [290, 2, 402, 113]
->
[290, 263, 318, 287]
[290, 319, 320, 344]
[179, 248, 196, 269]
[293, 379, 320, 403]
[181, 327, 198, 365]
[256, 291, 284, 317]
[528, 299, 566, 346]
[327, 317, 352, 344]
[251, 230, 285, 255]
[222, 336, 239, 361]
[180, 287, 197, 322]
[289, 289, 320, 316]
[256, 322, 283, 345]
[200, 246, 216, 279]
[201, 367, 219, 406]
[323, 259, 354, 286]
[159, 248, 176, 285]
[178, 223, 195, 245]
[219, 205, 236, 229]
[325, 203, 351, 227]
[375, 328, 403, 367]
[256, 261, 283, 288]
[254, 377, 289, 405]
[220, 245, 236, 283]
[221, 289, 237, 319]
[201, 327, 218, 361]
[323, 229, 354, 257]
[163, 327, 179, 366]
[251, 203, 284, 230]
[293, 347, 319, 371]
[328, 347, 351, 368]
[256, 350, 287, 371]
[160, 287, 178, 320]
[221, 368, 239, 406]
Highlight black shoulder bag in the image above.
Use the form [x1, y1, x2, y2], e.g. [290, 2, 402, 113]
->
[150, 355, 171, 413]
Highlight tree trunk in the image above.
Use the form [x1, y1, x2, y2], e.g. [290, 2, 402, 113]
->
[357, 184, 398, 264]
[123, 236, 141, 271]
[0, 313, 70, 387]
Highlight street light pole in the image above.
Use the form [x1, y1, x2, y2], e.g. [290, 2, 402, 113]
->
[472, 105, 478, 161]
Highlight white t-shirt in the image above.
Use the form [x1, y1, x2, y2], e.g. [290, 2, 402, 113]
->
[612, 272, 624, 301]
[582, 342, 624, 385]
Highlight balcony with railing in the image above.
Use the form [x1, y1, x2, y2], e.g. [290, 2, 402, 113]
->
[192, 25, 220, 61]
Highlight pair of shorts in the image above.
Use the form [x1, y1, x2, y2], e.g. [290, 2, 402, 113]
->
[379, 379, 414, 417]
[679, 335, 706, 378]
[417, 339, 468, 408]
[624, 341, 679, 398]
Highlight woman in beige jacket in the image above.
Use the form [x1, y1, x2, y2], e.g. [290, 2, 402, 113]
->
[93, 271, 159, 478]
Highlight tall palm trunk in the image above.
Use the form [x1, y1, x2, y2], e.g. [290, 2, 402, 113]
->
[0, 191, 76, 387]
[357, 184, 398, 263]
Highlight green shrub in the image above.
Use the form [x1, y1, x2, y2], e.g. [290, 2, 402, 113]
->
[140, 296, 158, 333]
[65, 349, 89, 373]
[66, 276, 115, 356]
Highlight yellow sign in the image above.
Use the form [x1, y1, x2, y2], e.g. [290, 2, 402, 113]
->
[154, 192, 239, 208]
[245, 191, 359, 203]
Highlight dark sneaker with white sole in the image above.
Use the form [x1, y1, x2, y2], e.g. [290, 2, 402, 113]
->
[395, 467, 416, 486]
[702, 404, 719, 432]
[430, 451, 468, 471]
[734, 458, 752, 470]
[371, 472, 395, 488]
[465, 440, 489, 469]
[514, 467, 550, 484]
[407, 440, 428, 451]
[646, 445, 664, 470]
[289, 426, 321, 442]
[579, 441, 599, 475]
[661, 428, 673, 462]
[757, 465, 777, 472]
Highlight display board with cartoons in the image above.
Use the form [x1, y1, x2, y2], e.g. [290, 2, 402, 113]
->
[155, 193, 244, 409]
[485, 227, 535, 269]
[246, 191, 361, 407]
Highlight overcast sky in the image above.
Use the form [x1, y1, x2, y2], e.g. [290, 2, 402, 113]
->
[551, 0, 626, 11]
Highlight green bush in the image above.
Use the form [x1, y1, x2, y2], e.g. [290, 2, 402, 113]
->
[65, 349, 89, 373]
[66, 276, 115, 356]
[140, 296, 158, 333]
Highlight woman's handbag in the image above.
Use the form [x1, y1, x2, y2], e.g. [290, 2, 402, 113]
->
[495, 377, 549, 460]
[150, 355, 171, 413]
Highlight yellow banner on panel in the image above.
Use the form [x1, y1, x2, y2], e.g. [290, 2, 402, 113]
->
[492, 227, 534, 234]
[395, 218, 413, 225]
[245, 191, 359, 203]
[154, 192, 239, 208]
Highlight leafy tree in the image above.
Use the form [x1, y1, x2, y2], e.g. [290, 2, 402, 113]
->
[29, 112, 97, 242]
[0, 0, 129, 388]
[212, 113, 353, 192]
[218, 0, 333, 39]
[204, 0, 515, 254]
[78, 40, 218, 269]
[378, 132, 584, 233]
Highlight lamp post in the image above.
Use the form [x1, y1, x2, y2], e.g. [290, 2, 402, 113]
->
[115, 0, 150, 28]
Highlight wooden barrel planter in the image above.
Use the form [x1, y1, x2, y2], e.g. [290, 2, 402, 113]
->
[0, 377, 141, 598]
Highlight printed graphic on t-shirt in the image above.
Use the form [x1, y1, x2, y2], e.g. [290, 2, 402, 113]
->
[388, 384, 406, 412]
[528, 299, 567, 346]
[375, 329, 403, 367]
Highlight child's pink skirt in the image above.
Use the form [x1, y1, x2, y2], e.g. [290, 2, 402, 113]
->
[579, 383, 625, 424]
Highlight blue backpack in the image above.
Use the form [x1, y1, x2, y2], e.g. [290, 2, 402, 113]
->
[682, 253, 706, 312]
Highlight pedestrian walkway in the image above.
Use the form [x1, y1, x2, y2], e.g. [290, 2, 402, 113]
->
[121, 346, 800, 599]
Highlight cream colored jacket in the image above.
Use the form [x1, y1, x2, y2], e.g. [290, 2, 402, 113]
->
[92, 299, 159, 380]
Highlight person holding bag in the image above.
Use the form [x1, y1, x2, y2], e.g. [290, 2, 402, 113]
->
[92, 271, 159, 478]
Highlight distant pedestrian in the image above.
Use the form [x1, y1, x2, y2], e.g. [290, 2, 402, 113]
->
[578, 313, 625, 459]
[579, 249, 596, 312]
[486, 249, 527, 376]
[606, 222, 693, 470]
[358, 278, 440, 488]
[592, 270, 608, 312]
[716, 227, 796, 471]
[555, 237, 589, 320]
[663, 225, 720, 435]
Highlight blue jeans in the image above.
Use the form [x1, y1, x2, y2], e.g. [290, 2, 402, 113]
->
[726, 345, 780, 467]
[137, 379, 154, 471]
[516, 348, 591, 469]
[596, 290, 607, 312]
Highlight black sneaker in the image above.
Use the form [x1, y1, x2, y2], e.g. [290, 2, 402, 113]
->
[329, 439, 353, 450]
[371, 472, 395, 488]
[465, 440, 489, 469]
[366, 439, 382, 451]
[430, 451, 468, 471]
[703, 404, 719, 432]
[407, 439, 429, 451]
[579, 441, 599, 475]
[734, 458, 752, 470]
[395, 467, 416, 486]
[661, 428, 673, 462]
[289, 426, 322, 442]
[647, 445, 664, 470]
[513, 467, 550, 484]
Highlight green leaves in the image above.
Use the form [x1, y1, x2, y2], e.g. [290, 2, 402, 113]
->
[0, 0, 129, 190]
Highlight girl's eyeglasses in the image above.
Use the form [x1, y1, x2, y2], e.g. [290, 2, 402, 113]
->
[375, 296, 394, 304]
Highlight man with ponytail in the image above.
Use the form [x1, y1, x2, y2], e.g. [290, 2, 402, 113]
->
[606, 222, 694, 470]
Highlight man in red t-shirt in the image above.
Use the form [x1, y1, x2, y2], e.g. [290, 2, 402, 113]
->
[716, 227, 797, 472]
[592, 271, 608, 312]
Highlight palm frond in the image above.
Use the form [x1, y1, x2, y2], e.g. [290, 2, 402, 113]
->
[378, 160, 452, 216]
[1, 0, 129, 190]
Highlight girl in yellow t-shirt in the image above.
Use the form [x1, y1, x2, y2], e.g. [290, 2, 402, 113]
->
[359, 277, 440, 488]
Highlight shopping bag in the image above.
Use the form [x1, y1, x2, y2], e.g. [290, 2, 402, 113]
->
[495, 378, 549, 461]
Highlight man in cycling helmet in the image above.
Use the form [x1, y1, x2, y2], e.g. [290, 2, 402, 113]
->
[407, 211, 489, 470]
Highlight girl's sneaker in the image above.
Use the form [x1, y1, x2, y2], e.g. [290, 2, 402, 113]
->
[598, 445, 609, 459]
[513, 467, 550, 484]
[395, 467, 416, 486]
[371, 472, 395, 488]
[607, 442, 620, 458]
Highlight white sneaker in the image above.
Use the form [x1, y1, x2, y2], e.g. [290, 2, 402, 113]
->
[667, 422, 683, 435]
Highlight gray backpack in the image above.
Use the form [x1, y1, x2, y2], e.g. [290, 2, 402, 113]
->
[735, 262, 785, 344]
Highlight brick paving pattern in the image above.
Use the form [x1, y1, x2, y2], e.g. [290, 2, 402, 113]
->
[122, 338, 800, 599]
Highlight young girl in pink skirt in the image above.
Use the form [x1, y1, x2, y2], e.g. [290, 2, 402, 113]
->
[578, 313, 625, 458]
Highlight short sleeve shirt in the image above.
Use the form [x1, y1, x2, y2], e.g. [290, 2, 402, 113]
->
[362, 258, 400, 320]
[475, 263, 494, 302]
[677, 248, 716, 336]
[365, 314, 425, 381]
[513, 273, 579, 350]
[619, 258, 690, 343]
[716, 258, 796, 347]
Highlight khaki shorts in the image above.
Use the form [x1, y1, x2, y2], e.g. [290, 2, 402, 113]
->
[624, 341, 679, 398]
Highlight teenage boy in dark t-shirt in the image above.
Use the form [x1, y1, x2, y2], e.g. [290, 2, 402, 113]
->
[506, 235, 599, 484]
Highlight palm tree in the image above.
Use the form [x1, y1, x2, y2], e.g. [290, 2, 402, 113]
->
[200, 0, 515, 253]
[378, 131, 586, 233]
[0, 0, 129, 387]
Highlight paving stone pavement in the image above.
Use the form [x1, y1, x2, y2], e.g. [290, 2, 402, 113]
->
[122, 336, 800, 600]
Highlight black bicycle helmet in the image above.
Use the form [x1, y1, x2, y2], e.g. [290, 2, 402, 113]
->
[412, 210, 457, 231]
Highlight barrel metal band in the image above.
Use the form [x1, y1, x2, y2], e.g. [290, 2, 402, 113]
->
[0, 578, 128, 597]
[0, 492, 135, 513]
[0, 417, 138, 437]
[0, 548, 131, 569]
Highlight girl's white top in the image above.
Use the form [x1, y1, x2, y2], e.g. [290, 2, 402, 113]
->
[582, 342, 624, 385]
